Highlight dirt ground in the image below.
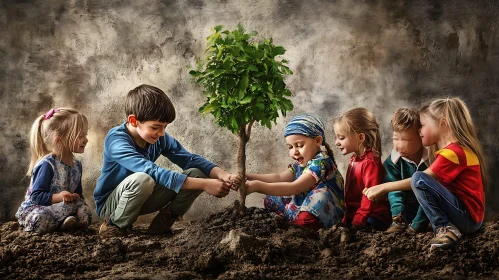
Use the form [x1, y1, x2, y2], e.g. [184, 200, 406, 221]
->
[1, 204, 499, 279]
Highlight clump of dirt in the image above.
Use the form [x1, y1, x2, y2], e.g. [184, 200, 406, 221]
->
[1, 207, 499, 279]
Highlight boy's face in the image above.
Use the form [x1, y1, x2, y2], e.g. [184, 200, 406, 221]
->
[285, 134, 321, 167]
[136, 120, 169, 145]
[392, 129, 422, 158]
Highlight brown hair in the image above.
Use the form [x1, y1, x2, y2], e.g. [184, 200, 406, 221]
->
[28, 108, 87, 175]
[420, 97, 487, 189]
[335, 108, 382, 158]
[391, 108, 421, 133]
[125, 84, 176, 123]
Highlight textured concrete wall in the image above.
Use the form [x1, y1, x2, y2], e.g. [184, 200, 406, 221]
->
[1, 0, 498, 222]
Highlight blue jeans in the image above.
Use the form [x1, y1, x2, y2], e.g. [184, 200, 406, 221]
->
[410, 171, 482, 234]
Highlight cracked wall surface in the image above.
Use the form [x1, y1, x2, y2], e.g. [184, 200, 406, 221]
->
[1, 0, 498, 221]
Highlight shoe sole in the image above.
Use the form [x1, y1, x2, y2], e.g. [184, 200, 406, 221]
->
[430, 242, 456, 250]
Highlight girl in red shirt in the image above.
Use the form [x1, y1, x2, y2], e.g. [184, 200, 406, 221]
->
[364, 98, 486, 249]
[334, 108, 391, 230]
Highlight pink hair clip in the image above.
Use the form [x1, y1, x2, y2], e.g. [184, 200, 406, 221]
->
[43, 108, 60, 120]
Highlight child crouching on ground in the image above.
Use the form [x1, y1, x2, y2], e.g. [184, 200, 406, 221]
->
[245, 114, 345, 230]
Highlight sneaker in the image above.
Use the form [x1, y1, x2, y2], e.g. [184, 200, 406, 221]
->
[147, 208, 177, 234]
[430, 224, 462, 249]
[99, 220, 127, 239]
[386, 214, 407, 233]
[60, 216, 78, 231]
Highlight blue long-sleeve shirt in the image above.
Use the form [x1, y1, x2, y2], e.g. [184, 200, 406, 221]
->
[93, 122, 217, 214]
[27, 154, 84, 206]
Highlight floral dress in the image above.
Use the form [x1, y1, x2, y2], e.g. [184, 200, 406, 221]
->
[264, 151, 345, 228]
[16, 154, 92, 233]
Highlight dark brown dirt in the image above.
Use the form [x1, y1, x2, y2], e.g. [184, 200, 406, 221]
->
[1, 205, 499, 279]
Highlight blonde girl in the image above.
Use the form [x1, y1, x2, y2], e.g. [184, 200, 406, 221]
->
[16, 108, 92, 233]
[334, 108, 391, 230]
[245, 114, 345, 230]
[364, 98, 485, 249]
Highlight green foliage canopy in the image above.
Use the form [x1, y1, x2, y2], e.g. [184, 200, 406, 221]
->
[189, 24, 294, 134]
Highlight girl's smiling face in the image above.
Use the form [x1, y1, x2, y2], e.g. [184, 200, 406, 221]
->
[334, 123, 363, 156]
[285, 134, 322, 167]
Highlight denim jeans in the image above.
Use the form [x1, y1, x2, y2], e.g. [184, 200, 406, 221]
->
[410, 171, 482, 234]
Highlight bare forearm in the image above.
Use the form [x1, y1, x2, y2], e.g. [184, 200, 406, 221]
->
[51, 193, 63, 204]
[246, 173, 283, 183]
[209, 167, 228, 179]
[381, 178, 412, 193]
[254, 181, 302, 196]
[181, 177, 207, 191]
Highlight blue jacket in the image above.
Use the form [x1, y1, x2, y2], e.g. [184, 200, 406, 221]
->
[94, 122, 216, 214]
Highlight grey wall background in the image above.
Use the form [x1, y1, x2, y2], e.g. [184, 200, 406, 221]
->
[1, 0, 498, 222]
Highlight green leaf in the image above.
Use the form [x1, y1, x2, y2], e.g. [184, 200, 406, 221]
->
[273, 46, 286, 56]
[238, 72, 249, 99]
[240, 96, 252, 104]
[214, 25, 223, 32]
[189, 70, 201, 77]
[247, 65, 258, 72]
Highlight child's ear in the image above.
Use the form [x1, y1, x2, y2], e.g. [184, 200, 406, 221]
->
[315, 136, 323, 146]
[358, 133, 365, 143]
[127, 115, 138, 127]
[440, 117, 449, 128]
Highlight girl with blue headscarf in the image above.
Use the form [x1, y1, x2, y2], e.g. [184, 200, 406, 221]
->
[245, 114, 345, 230]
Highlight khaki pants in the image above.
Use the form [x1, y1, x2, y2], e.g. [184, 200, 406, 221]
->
[98, 168, 205, 229]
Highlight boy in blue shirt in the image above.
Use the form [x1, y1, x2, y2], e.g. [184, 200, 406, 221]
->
[94, 84, 240, 238]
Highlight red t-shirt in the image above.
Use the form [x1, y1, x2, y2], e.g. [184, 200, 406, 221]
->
[430, 142, 485, 223]
[342, 149, 391, 227]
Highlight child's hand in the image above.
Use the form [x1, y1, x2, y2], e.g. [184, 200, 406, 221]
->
[220, 173, 242, 190]
[362, 185, 383, 202]
[204, 179, 231, 198]
[59, 191, 76, 203]
[245, 180, 261, 195]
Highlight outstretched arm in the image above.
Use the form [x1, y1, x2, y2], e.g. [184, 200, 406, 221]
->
[246, 173, 316, 196]
[246, 170, 294, 183]
[363, 168, 438, 200]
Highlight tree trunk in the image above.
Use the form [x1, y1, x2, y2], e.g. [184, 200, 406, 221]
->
[237, 126, 247, 213]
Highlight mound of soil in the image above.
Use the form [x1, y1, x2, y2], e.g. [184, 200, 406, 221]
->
[1, 205, 499, 279]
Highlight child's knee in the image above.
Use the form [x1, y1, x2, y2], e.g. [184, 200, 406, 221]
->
[411, 171, 427, 190]
[30, 211, 54, 233]
[127, 172, 155, 195]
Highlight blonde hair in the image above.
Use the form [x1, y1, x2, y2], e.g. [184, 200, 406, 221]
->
[420, 97, 487, 188]
[28, 108, 88, 175]
[391, 108, 421, 133]
[335, 108, 382, 157]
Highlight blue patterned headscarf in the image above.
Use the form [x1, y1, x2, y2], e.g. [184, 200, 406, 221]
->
[284, 114, 326, 145]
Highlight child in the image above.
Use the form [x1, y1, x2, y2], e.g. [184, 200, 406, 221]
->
[245, 114, 345, 230]
[364, 98, 485, 249]
[94, 84, 241, 239]
[333, 108, 391, 230]
[16, 108, 92, 233]
[384, 108, 429, 234]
